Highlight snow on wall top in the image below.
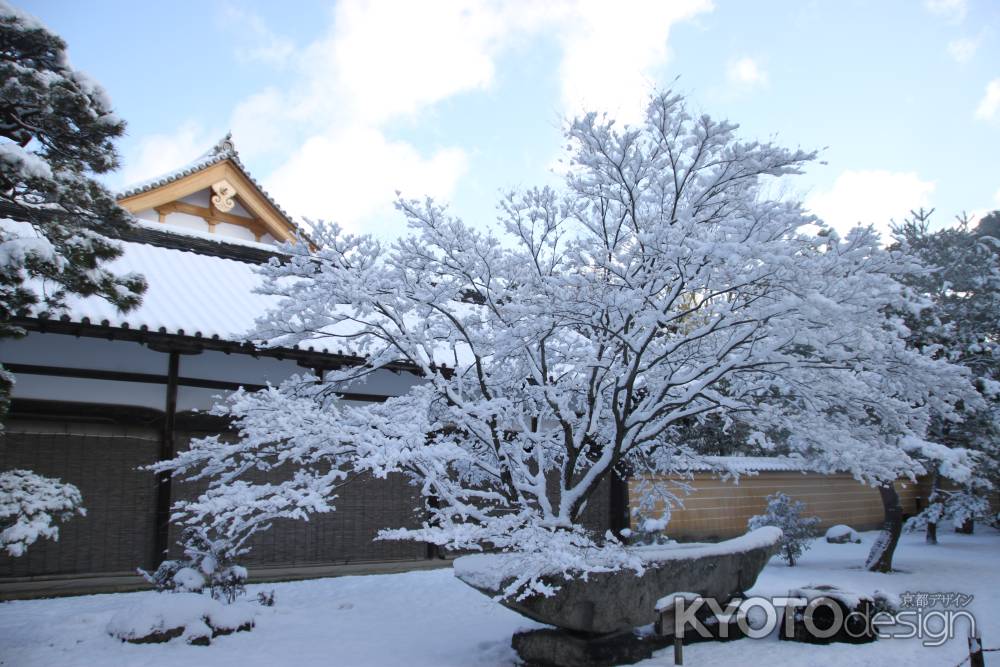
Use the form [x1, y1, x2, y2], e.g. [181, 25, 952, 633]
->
[675, 456, 819, 473]
[117, 133, 296, 228]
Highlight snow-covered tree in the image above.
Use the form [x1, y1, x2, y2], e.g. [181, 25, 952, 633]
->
[0, 468, 84, 557]
[156, 92, 979, 596]
[905, 487, 992, 540]
[747, 492, 820, 566]
[0, 1, 145, 415]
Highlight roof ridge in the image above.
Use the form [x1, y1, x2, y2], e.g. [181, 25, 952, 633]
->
[201, 132, 237, 160]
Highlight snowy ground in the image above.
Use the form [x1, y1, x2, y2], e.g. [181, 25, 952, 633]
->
[1, 528, 998, 667]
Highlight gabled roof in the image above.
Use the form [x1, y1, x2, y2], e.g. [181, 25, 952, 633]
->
[117, 134, 304, 243]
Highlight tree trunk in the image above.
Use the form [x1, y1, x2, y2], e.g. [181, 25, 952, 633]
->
[866, 483, 903, 573]
[608, 466, 631, 539]
[926, 471, 939, 545]
[955, 517, 974, 534]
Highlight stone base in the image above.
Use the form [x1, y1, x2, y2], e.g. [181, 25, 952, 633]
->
[512, 618, 746, 667]
[512, 628, 670, 667]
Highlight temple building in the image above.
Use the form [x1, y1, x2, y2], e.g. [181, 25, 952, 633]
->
[0, 136, 436, 593]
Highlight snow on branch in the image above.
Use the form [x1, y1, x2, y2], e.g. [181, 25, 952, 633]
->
[0, 469, 84, 557]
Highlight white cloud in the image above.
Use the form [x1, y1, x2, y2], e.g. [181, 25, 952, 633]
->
[223, 5, 295, 66]
[119, 122, 214, 187]
[125, 0, 713, 232]
[726, 56, 768, 88]
[805, 170, 936, 239]
[554, 0, 713, 122]
[229, 88, 295, 161]
[947, 35, 980, 63]
[924, 0, 967, 22]
[975, 79, 1000, 120]
[321, 1, 507, 124]
[266, 126, 468, 233]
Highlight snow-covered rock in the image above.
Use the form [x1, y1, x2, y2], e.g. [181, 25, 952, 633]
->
[825, 524, 861, 544]
[106, 593, 256, 645]
[454, 527, 782, 635]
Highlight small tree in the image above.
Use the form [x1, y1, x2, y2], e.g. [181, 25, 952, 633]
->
[906, 488, 992, 540]
[0, 469, 84, 557]
[748, 492, 820, 566]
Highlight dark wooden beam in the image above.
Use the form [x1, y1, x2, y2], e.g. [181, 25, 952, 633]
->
[3, 362, 392, 403]
[153, 351, 180, 567]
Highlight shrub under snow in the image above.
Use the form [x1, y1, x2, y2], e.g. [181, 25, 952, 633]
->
[0, 469, 84, 557]
[139, 526, 247, 604]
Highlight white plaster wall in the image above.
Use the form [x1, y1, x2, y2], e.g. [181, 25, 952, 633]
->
[183, 349, 302, 386]
[180, 190, 211, 207]
[163, 211, 210, 232]
[9, 374, 167, 410]
[215, 221, 256, 241]
[230, 199, 252, 218]
[0, 334, 169, 374]
[0, 332, 419, 410]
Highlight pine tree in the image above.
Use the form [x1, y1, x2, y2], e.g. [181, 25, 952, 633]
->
[889, 209, 1000, 550]
[0, 2, 145, 554]
[0, 1, 145, 374]
[747, 492, 821, 566]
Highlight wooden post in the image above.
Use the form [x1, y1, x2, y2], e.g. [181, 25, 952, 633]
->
[969, 628, 985, 667]
[672, 597, 688, 666]
[153, 350, 180, 567]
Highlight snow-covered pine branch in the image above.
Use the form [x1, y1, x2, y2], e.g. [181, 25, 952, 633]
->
[0, 468, 84, 557]
[0, 2, 145, 417]
[0, 1, 145, 320]
[159, 92, 980, 594]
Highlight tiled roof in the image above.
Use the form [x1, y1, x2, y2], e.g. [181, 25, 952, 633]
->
[58, 234, 285, 345]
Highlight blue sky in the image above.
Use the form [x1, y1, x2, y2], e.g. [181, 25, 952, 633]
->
[20, 0, 1000, 240]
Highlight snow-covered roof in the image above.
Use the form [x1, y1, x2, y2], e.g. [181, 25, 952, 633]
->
[56, 234, 282, 344]
[118, 133, 296, 229]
